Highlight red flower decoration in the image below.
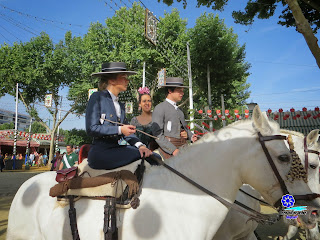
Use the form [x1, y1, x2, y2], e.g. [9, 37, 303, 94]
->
[290, 108, 295, 112]
[198, 110, 203, 114]
[315, 107, 320, 112]
[293, 116, 297, 120]
[236, 115, 240, 119]
[225, 109, 229, 114]
[234, 109, 239, 114]
[304, 116, 308, 120]
[279, 108, 283, 113]
[307, 113, 311, 118]
[244, 109, 249, 113]
[267, 109, 272, 114]
[313, 116, 317, 119]
[303, 107, 307, 112]
[216, 109, 221, 114]
[296, 114, 301, 118]
[207, 109, 212, 114]
[245, 115, 249, 118]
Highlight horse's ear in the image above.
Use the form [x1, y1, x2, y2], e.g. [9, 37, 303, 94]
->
[252, 105, 272, 135]
[306, 129, 319, 147]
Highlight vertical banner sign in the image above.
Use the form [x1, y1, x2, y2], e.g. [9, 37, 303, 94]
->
[45, 94, 52, 107]
[88, 88, 98, 100]
[157, 68, 166, 87]
[125, 102, 133, 114]
[145, 8, 159, 46]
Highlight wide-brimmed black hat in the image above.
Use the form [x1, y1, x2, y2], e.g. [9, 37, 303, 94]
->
[91, 62, 137, 77]
[160, 77, 188, 88]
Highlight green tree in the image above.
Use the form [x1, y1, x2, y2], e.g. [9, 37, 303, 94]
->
[0, 122, 14, 130]
[0, 32, 82, 163]
[189, 13, 250, 113]
[25, 121, 47, 133]
[60, 128, 92, 146]
[158, 0, 320, 68]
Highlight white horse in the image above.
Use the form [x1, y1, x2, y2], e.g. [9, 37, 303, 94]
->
[213, 129, 320, 240]
[6, 106, 320, 240]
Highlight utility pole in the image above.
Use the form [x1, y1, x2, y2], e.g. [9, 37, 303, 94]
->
[187, 42, 194, 131]
[55, 96, 63, 152]
[55, 110, 61, 152]
[207, 64, 213, 132]
[25, 117, 32, 164]
[142, 62, 146, 88]
[221, 94, 226, 127]
[13, 83, 19, 169]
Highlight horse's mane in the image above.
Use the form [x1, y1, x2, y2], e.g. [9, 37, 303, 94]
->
[280, 129, 304, 138]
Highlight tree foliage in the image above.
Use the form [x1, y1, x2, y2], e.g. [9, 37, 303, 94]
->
[0, 32, 83, 162]
[60, 128, 92, 146]
[189, 13, 250, 111]
[0, 122, 14, 130]
[26, 121, 47, 134]
[158, 0, 320, 68]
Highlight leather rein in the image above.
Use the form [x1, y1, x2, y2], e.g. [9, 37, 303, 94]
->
[154, 131, 320, 224]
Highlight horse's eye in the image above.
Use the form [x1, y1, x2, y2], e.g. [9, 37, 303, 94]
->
[278, 154, 290, 162]
[310, 164, 317, 169]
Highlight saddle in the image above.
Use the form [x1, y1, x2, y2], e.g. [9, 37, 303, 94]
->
[50, 144, 149, 240]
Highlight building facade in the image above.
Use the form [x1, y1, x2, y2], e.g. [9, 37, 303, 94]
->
[0, 108, 32, 131]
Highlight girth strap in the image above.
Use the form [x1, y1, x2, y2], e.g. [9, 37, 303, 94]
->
[68, 196, 80, 240]
[104, 197, 117, 240]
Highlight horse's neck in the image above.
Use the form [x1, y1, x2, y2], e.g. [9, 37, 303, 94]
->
[144, 125, 254, 202]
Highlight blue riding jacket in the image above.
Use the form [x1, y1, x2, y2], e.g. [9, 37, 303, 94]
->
[85, 90, 141, 169]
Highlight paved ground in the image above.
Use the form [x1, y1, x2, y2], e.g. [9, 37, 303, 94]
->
[0, 171, 43, 240]
[0, 171, 311, 240]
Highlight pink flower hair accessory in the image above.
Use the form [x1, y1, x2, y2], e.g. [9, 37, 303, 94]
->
[138, 87, 150, 95]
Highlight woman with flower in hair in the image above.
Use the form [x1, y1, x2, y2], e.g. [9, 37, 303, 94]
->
[130, 87, 158, 151]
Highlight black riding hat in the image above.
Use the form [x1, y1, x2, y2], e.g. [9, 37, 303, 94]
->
[91, 62, 137, 77]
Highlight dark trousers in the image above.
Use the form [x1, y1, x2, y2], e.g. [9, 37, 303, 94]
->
[88, 143, 160, 170]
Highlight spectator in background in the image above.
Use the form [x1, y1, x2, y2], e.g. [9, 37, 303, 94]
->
[59, 145, 78, 170]
[51, 151, 62, 171]
[34, 151, 39, 166]
[38, 153, 43, 167]
[29, 152, 35, 165]
[43, 153, 48, 166]
[0, 152, 4, 172]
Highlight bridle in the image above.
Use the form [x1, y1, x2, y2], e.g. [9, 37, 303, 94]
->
[258, 132, 320, 208]
[154, 131, 320, 224]
[304, 136, 320, 175]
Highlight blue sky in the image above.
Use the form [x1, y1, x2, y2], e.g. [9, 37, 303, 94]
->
[0, 0, 319, 130]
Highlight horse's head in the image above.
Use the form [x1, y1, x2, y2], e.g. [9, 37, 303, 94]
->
[243, 106, 320, 209]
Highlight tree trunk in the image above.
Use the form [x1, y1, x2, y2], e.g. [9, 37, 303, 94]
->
[286, 0, 320, 68]
[48, 131, 56, 169]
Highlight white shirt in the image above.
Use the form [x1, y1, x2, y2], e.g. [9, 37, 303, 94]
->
[108, 90, 144, 149]
[166, 98, 178, 110]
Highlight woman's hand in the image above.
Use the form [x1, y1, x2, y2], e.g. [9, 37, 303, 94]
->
[180, 130, 188, 139]
[138, 146, 152, 158]
[121, 125, 136, 136]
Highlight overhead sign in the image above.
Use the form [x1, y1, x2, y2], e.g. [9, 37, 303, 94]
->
[145, 8, 159, 46]
[45, 94, 52, 107]
[157, 68, 166, 87]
